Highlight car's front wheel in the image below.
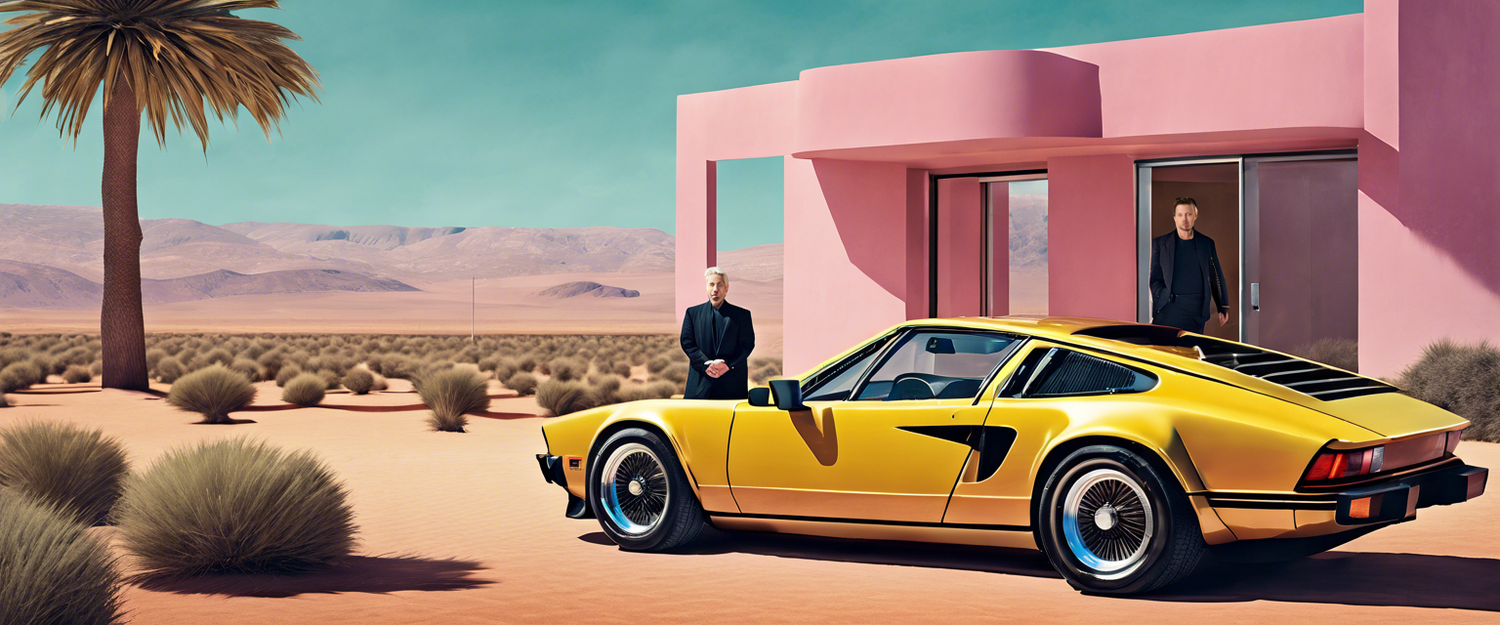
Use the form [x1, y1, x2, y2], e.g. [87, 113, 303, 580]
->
[1037, 445, 1205, 594]
[587, 427, 704, 551]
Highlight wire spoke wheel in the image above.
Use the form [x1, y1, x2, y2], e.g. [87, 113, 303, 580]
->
[1061, 468, 1155, 580]
[599, 442, 670, 536]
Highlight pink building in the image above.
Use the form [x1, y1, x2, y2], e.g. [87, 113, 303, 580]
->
[675, 0, 1499, 378]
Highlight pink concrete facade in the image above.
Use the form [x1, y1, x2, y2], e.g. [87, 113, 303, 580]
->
[677, 0, 1500, 376]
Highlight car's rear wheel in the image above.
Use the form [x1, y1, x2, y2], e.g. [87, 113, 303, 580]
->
[1037, 445, 1205, 594]
[587, 427, 704, 551]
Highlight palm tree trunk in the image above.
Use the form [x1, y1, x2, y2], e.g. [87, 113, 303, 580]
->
[100, 79, 149, 391]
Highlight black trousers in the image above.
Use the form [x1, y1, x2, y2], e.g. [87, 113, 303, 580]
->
[1153, 292, 1206, 333]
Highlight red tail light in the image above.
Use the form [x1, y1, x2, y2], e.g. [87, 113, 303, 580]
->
[1302, 445, 1385, 483]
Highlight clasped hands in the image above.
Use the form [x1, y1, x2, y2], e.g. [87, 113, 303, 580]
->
[705, 360, 730, 378]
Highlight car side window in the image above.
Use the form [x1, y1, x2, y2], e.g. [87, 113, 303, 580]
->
[853, 331, 1020, 401]
[801, 334, 894, 402]
[999, 347, 1157, 398]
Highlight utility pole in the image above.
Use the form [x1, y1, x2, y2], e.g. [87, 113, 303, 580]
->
[471, 275, 476, 343]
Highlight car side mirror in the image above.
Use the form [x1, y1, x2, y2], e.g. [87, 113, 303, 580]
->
[768, 379, 808, 412]
[747, 387, 772, 407]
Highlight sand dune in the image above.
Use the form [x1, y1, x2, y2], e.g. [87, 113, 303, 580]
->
[0, 382, 1494, 624]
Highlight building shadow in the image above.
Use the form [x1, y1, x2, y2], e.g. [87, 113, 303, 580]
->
[128, 554, 493, 598]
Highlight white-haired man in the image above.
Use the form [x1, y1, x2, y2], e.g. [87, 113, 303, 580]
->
[680, 267, 755, 400]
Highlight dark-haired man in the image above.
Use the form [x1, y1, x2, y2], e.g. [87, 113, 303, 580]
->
[1149, 197, 1230, 333]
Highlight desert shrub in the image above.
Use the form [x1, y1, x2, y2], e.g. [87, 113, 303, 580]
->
[0, 347, 29, 370]
[113, 438, 357, 576]
[505, 371, 539, 396]
[176, 348, 199, 369]
[657, 362, 690, 385]
[370, 371, 389, 391]
[90, 360, 103, 376]
[0, 492, 124, 625]
[378, 353, 420, 380]
[62, 364, 93, 384]
[144, 348, 166, 373]
[546, 357, 586, 382]
[0, 361, 44, 393]
[537, 379, 597, 417]
[612, 361, 633, 377]
[646, 355, 671, 375]
[751, 362, 782, 384]
[618, 380, 679, 402]
[190, 348, 235, 371]
[516, 355, 538, 373]
[155, 356, 186, 383]
[275, 364, 302, 387]
[1399, 339, 1500, 442]
[255, 349, 285, 380]
[417, 368, 490, 433]
[489, 357, 520, 382]
[342, 368, 375, 395]
[316, 369, 342, 390]
[228, 358, 263, 382]
[30, 354, 60, 377]
[166, 364, 257, 424]
[1297, 338, 1358, 372]
[588, 375, 628, 406]
[282, 374, 327, 407]
[0, 421, 129, 525]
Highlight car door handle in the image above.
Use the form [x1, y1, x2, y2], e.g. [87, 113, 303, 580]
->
[1251, 283, 1260, 311]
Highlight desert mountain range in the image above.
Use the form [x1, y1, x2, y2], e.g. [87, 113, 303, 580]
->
[0, 203, 783, 311]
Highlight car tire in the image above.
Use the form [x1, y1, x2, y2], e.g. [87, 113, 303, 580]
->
[587, 427, 704, 551]
[1036, 445, 1205, 595]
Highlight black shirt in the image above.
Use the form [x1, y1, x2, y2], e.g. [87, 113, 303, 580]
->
[710, 303, 728, 353]
[1171, 234, 1203, 294]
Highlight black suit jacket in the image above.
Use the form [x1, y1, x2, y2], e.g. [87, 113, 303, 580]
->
[679, 301, 754, 400]
[1149, 230, 1229, 321]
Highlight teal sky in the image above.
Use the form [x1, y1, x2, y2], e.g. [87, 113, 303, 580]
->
[0, 0, 1360, 250]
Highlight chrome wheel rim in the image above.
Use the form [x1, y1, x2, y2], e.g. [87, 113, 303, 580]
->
[599, 443, 669, 536]
[1061, 468, 1154, 580]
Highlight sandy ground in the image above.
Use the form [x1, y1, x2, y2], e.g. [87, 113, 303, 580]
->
[0, 272, 786, 359]
[2, 381, 1496, 624]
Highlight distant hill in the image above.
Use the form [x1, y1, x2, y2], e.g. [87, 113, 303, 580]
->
[0, 260, 417, 308]
[536, 281, 641, 299]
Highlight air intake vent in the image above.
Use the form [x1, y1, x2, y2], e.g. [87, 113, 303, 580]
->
[1073, 325, 1395, 401]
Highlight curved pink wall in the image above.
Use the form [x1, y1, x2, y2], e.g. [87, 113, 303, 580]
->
[793, 51, 1102, 156]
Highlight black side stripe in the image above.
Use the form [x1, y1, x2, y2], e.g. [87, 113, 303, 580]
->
[709, 511, 1030, 533]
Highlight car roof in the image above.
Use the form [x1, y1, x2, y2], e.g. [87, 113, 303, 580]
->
[903, 315, 1128, 337]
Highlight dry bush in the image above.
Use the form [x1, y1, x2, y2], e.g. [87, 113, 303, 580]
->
[316, 369, 343, 390]
[657, 363, 690, 385]
[0, 421, 129, 526]
[155, 357, 186, 384]
[612, 361, 633, 377]
[190, 348, 235, 371]
[275, 364, 303, 387]
[417, 368, 490, 433]
[166, 365, 257, 424]
[537, 379, 597, 417]
[342, 368, 375, 395]
[646, 355, 672, 375]
[0, 492, 125, 625]
[90, 360, 103, 376]
[1, 361, 44, 393]
[113, 438, 356, 576]
[282, 374, 327, 407]
[547, 357, 586, 382]
[255, 349, 285, 380]
[505, 371, 539, 396]
[228, 358, 263, 382]
[1297, 338, 1358, 372]
[62, 364, 93, 384]
[516, 355, 538, 373]
[1399, 339, 1500, 442]
[618, 380, 679, 402]
[588, 375, 627, 406]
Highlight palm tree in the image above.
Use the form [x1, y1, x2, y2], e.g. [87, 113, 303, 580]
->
[0, 0, 318, 390]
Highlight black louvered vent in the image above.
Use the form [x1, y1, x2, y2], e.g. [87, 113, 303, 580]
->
[1029, 350, 1153, 397]
[1073, 325, 1396, 401]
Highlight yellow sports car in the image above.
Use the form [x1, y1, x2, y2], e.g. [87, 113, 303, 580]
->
[536, 316, 1488, 594]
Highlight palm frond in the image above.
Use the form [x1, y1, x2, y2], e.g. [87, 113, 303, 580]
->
[0, 0, 320, 149]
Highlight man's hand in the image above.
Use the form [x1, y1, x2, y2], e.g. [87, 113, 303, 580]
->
[706, 361, 730, 378]
[1218, 310, 1229, 326]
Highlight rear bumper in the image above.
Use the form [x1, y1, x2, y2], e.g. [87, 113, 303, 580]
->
[1333, 462, 1487, 525]
[537, 454, 593, 519]
[1205, 461, 1486, 542]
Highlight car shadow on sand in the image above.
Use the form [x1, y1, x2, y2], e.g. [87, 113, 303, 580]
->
[1138, 551, 1500, 612]
[128, 554, 494, 598]
[582, 529, 1500, 611]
